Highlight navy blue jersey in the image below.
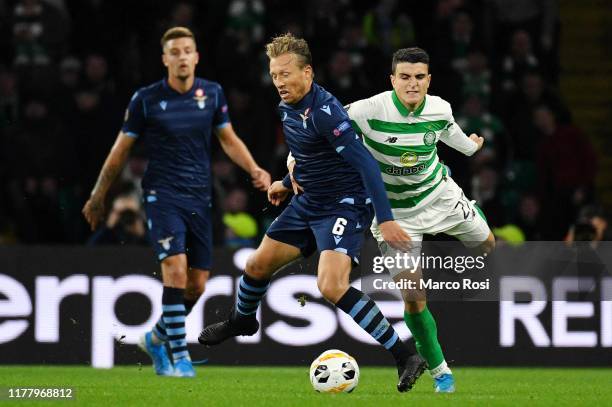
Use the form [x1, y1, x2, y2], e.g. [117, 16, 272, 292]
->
[122, 78, 230, 198]
[280, 83, 367, 201]
[280, 83, 393, 222]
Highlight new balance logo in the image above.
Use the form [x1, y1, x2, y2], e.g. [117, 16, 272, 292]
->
[385, 137, 398, 143]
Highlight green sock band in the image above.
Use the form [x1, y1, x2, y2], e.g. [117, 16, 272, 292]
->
[403, 306, 445, 369]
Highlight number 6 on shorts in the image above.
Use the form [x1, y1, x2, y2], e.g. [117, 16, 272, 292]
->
[332, 217, 348, 235]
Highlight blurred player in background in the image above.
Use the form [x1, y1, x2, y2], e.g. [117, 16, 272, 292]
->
[199, 33, 427, 393]
[288, 47, 495, 393]
[82, 27, 271, 377]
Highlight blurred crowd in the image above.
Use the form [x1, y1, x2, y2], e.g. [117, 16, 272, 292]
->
[0, 0, 608, 247]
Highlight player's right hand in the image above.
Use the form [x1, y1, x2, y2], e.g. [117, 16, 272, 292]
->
[82, 196, 105, 231]
[469, 133, 484, 151]
[267, 181, 291, 206]
[379, 220, 412, 252]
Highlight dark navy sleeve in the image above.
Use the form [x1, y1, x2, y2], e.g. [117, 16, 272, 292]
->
[213, 84, 231, 129]
[312, 103, 394, 223]
[282, 173, 292, 189]
[121, 90, 146, 138]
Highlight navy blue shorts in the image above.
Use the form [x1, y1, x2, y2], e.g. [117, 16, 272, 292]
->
[266, 194, 374, 264]
[143, 189, 212, 270]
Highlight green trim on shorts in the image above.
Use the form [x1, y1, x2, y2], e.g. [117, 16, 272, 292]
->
[474, 203, 488, 223]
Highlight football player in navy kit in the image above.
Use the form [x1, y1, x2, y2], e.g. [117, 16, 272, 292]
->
[82, 27, 270, 377]
[199, 33, 426, 392]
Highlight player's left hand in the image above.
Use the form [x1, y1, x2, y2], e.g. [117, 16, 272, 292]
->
[82, 195, 105, 231]
[469, 133, 484, 151]
[379, 220, 412, 252]
[267, 181, 291, 206]
[251, 167, 271, 191]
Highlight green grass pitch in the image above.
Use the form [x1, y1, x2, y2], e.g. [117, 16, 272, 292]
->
[1, 366, 611, 406]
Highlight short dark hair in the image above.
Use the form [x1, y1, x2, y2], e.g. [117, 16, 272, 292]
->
[392, 47, 430, 74]
[161, 26, 195, 50]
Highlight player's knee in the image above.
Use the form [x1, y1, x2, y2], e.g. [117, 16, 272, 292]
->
[245, 253, 272, 280]
[481, 233, 496, 254]
[161, 256, 188, 283]
[317, 275, 348, 303]
[404, 300, 426, 314]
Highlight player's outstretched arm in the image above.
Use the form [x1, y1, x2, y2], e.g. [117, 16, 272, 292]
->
[216, 124, 271, 191]
[333, 133, 412, 251]
[439, 106, 483, 156]
[82, 132, 136, 230]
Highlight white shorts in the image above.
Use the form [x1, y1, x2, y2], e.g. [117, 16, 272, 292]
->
[371, 178, 491, 248]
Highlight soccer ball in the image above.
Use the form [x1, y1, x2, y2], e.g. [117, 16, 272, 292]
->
[309, 349, 359, 393]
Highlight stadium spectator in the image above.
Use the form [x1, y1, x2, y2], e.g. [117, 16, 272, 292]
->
[515, 193, 545, 241]
[504, 71, 570, 160]
[500, 30, 539, 93]
[227, 0, 265, 43]
[0, 1, 600, 246]
[362, 0, 399, 56]
[461, 50, 492, 106]
[4, 98, 67, 242]
[535, 105, 598, 238]
[470, 166, 505, 227]
[87, 208, 148, 246]
[485, 0, 559, 79]
[324, 50, 369, 103]
[566, 205, 611, 244]
[13, 0, 68, 66]
[456, 94, 506, 168]
[222, 188, 258, 248]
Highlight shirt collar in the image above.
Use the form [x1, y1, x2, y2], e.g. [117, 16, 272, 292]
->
[391, 90, 426, 117]
[163, 77, 198, 95]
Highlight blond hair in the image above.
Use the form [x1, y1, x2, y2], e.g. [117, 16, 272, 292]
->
[265, 33, 312, 68]
[161, 26, 195, 50]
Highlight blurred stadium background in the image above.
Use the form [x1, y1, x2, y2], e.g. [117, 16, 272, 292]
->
[1, 0, 612, 395]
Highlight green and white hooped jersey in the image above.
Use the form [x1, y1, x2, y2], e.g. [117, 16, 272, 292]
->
[347, 91, 478, 219]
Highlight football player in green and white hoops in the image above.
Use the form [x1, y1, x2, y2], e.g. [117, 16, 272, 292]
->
[287, 47, 495, 393]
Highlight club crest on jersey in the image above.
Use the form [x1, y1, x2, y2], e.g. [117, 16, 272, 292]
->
[194, 88, 207, 109]
[299, 108, 311, 129]
[423, 130, 436, 146]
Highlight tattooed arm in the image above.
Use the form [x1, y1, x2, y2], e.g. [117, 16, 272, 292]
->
[82, 132, 136, 230]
